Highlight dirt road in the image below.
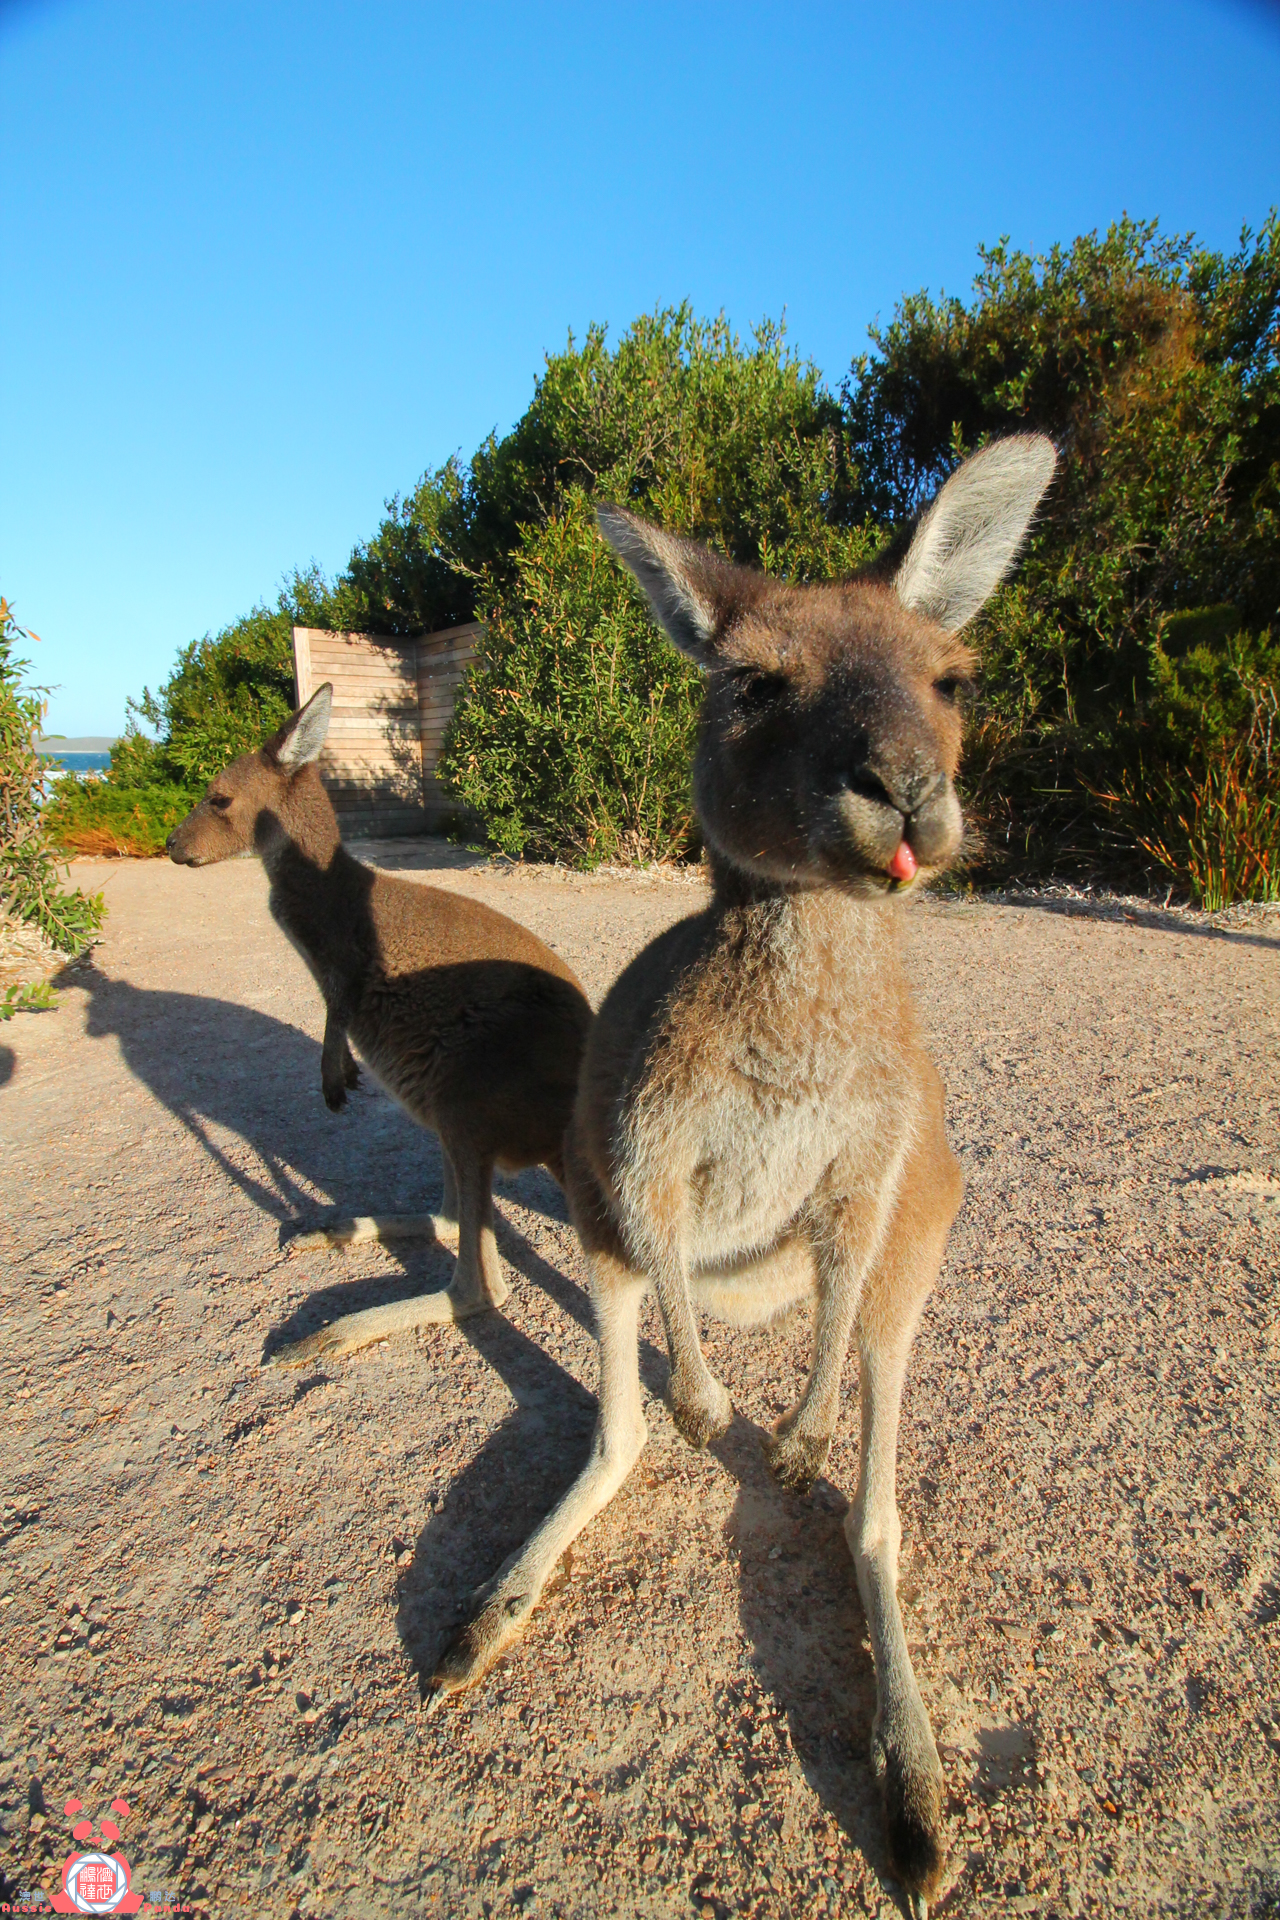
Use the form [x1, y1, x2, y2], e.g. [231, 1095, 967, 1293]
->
[1, 847, 1277, 1918]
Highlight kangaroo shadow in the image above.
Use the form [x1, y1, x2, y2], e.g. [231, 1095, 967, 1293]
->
[57, 960, 449, 1233]
[395, 1214, 670, 1687]
[721, 1435, 902, 1898]
[55, 961, 565, 1262]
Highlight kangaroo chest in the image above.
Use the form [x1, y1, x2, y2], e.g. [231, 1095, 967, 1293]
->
[620, 897, 912, 1265]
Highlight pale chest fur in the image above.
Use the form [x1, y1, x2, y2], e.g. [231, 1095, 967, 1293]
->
[618, 893, 920, 1268]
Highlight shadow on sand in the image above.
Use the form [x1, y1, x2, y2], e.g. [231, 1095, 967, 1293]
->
[61, 960, 907, 1899]
[982, 889, 1280, 951]
[54, 955, 564, 1246]
[390, 1228, 901, 1900]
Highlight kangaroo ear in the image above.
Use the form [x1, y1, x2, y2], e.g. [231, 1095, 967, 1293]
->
[595, 505, 749, 669]
[272, 683, 333, 766]
[893, 434, 1057, 633]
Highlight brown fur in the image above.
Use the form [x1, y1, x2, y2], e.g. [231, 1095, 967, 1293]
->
[167, 689, 592, 1359]
[427, 436, 1056, 1916]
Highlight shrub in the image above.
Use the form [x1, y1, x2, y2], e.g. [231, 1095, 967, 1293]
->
[443, 498, 703, 862]
[47, 570, 342, 856]
[842, 214, 1280, 897]
[45, 776, 199, 858]
[82, 224, 1280, 902]
[440, 309, 881, 861]
[0, 596, 104, 950]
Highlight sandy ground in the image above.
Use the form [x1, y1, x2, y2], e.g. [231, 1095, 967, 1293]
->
[0, 844, 1277, 1920]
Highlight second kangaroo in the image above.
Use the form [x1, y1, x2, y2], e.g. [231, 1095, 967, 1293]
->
[167, 685, 591, 1364]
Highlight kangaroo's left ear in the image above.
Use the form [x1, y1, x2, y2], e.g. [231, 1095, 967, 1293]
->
[271, 683, 333, 766]
[893, 434, 1057, 632]
[595, 504, 762, 670]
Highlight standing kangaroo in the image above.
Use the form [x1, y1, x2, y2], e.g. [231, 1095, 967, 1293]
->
[166, 685, 592, 1364]
[429, 437, 1057, 1916]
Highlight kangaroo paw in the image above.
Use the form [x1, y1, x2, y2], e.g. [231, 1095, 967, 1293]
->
[668, 1375, 733, 1450]
[429, 1583, 536, 1703]
[289, 1213, 456, 1253]
[762, 1423, 831, 1492]
[264, 1321, 384, 1369]
[265, 1288, 482, 1367]
[871, 1729, 947, 1912]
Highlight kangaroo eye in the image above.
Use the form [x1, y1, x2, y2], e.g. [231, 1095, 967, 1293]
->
[209, 794, 232, 812]
[735, 671, 787, 713]
[933, 675, 968, 704]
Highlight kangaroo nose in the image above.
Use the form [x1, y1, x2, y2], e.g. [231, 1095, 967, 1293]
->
[895, 767, 943, 816]
[855, 763, 943, 818]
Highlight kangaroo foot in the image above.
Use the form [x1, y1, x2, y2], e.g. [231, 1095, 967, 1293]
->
[290, 1213, 459, 1253]
[870, 1723, 947, 1917]
[427, 1574, 537, 1708]
[762, 1419, 831, 1492]
[667, 1372, 732, 1450]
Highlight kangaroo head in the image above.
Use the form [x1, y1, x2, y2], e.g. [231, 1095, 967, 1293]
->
[166, 683, 333, 867]
[597, 435, 1056, 894]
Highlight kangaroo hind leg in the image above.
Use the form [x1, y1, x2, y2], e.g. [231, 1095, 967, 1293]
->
[430, 1218, 647, 1701]
[269, 1151, 501, 1368]
[846, 1129, 962, 1916]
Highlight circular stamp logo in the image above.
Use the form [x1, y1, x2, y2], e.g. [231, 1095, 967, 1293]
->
[63, 1851, 129, 1914]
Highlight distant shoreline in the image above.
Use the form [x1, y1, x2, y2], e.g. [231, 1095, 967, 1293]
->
[37, 736, 119, 752]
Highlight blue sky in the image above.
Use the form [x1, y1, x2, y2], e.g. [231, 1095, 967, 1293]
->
[3, 0, 1277, 736]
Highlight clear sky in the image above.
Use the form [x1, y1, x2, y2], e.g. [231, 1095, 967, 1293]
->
[3, 0, 1277, 736]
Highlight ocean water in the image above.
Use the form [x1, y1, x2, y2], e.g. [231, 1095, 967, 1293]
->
[38, 751, 112, 773]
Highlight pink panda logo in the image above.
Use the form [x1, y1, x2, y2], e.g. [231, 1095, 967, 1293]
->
[49, 1798, 144, 1914]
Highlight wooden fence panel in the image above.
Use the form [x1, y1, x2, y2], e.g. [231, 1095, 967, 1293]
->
[291, 623, 482, 836]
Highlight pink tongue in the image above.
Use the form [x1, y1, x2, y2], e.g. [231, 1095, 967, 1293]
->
[888, 841, 918, 882]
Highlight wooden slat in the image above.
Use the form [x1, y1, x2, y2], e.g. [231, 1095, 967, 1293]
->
[291, 621, 483, 830]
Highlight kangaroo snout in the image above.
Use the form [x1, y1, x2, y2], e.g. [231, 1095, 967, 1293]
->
[165, 821, 196, 863]
[863, 761, 943, 819]
[830, 770, 960, 880]
[166, 814, 219, 866]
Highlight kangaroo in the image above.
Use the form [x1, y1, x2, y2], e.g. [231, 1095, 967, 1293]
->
[166, 685, 592, 1365]
[426, 437, 1057, 1916]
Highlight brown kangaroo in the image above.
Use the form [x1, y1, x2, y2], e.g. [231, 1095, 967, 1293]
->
[428, 436, 1057, 1916]
[166, 685, 592, 1365]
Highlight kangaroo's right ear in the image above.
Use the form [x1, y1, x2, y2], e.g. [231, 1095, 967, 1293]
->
[271, 683, 333, 766]
[893, 434, 1057, 633]
[595, 505, 749, 669]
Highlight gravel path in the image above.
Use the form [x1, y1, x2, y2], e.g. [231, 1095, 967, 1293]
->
[1, 846, 1277, 1919]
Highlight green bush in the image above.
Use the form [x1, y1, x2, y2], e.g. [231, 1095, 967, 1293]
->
[440, 308, 881, 861]
[842, 214, 1280, 898]
[44, 775, 200, 858]
[47, 570, 342, 856]
[443, 497, 703, 861]
[0, 596, 104, 949]
[78, 221, 1280, 902]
